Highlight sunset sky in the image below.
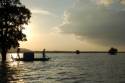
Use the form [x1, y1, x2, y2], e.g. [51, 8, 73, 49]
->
[20, 0, 125, 51]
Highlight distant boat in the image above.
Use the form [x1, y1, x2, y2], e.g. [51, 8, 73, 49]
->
[108, 47, 118, 55]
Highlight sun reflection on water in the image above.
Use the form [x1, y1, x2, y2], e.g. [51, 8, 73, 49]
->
[8, 53, 23, 62]
[9, 61, 19, 67]
[11, 53, 18, 58]
[4, 53, 25, 83]
[8, 61, 25, 83]
[0, 60, 25, 83]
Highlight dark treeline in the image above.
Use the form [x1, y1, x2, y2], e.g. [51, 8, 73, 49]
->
[8, 51, 125, 53]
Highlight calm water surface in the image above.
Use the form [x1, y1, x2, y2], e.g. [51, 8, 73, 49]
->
[0, 53, 125, 83]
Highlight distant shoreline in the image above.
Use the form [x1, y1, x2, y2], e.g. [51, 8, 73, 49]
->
[8, 51, 125, 53]
[6, 48, 125, 53]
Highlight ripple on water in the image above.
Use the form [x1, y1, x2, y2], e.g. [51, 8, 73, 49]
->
[1, 53, 125, 83]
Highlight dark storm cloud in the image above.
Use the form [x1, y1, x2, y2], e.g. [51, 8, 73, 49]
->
[59, 0, 125, 47]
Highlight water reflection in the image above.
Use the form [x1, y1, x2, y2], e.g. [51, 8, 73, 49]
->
[0, 53, 125, 83]
[0, 61, 24, 83]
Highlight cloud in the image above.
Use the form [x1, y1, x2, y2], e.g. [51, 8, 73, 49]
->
[31, 9, 51, 15]
[59, 0, 125, 48]
[31, 9, 56, 17]
[97, 0, 112, 5]
[97, 0, 125, 6]
[120, 0, 125, 5]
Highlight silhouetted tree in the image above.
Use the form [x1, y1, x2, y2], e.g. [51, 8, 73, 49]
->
[0, 0, 31, 62]
[76, 50, 80, 54]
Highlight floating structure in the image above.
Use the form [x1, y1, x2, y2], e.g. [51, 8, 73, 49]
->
[108, 47, 118, 55]
[23, 52, 34, 61]
[76, 50, 80, 54]
[14, 52, 50, 61]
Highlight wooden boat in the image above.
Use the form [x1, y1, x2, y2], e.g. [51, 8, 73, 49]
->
[11, 52, 50, 61]
[14, 57, 50, 61]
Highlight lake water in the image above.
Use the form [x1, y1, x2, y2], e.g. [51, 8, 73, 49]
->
[0, 53, 125, 83]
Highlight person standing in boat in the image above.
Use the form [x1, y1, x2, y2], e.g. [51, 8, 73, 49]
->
[42, 49, 46, 58]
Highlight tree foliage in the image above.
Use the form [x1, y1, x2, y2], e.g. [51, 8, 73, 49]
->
[0, 0, 31, 51]
[0, 0, 31, 61]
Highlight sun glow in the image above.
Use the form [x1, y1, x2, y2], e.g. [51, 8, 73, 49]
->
[23, 25, 32, 39]
[97, 0, 112, 5]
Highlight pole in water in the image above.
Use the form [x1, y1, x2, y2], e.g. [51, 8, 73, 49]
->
[17, 48, 20, 59]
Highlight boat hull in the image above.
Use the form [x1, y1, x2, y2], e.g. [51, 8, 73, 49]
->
[14, 58, 50, 61]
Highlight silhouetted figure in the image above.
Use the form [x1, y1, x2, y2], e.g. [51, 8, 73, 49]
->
[0, 62, 20, 82]
[17, 48, 20, 59]
[42, 49, 46, 58]
[76, 50, 80, 54]
[108, 47, 118, 55]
